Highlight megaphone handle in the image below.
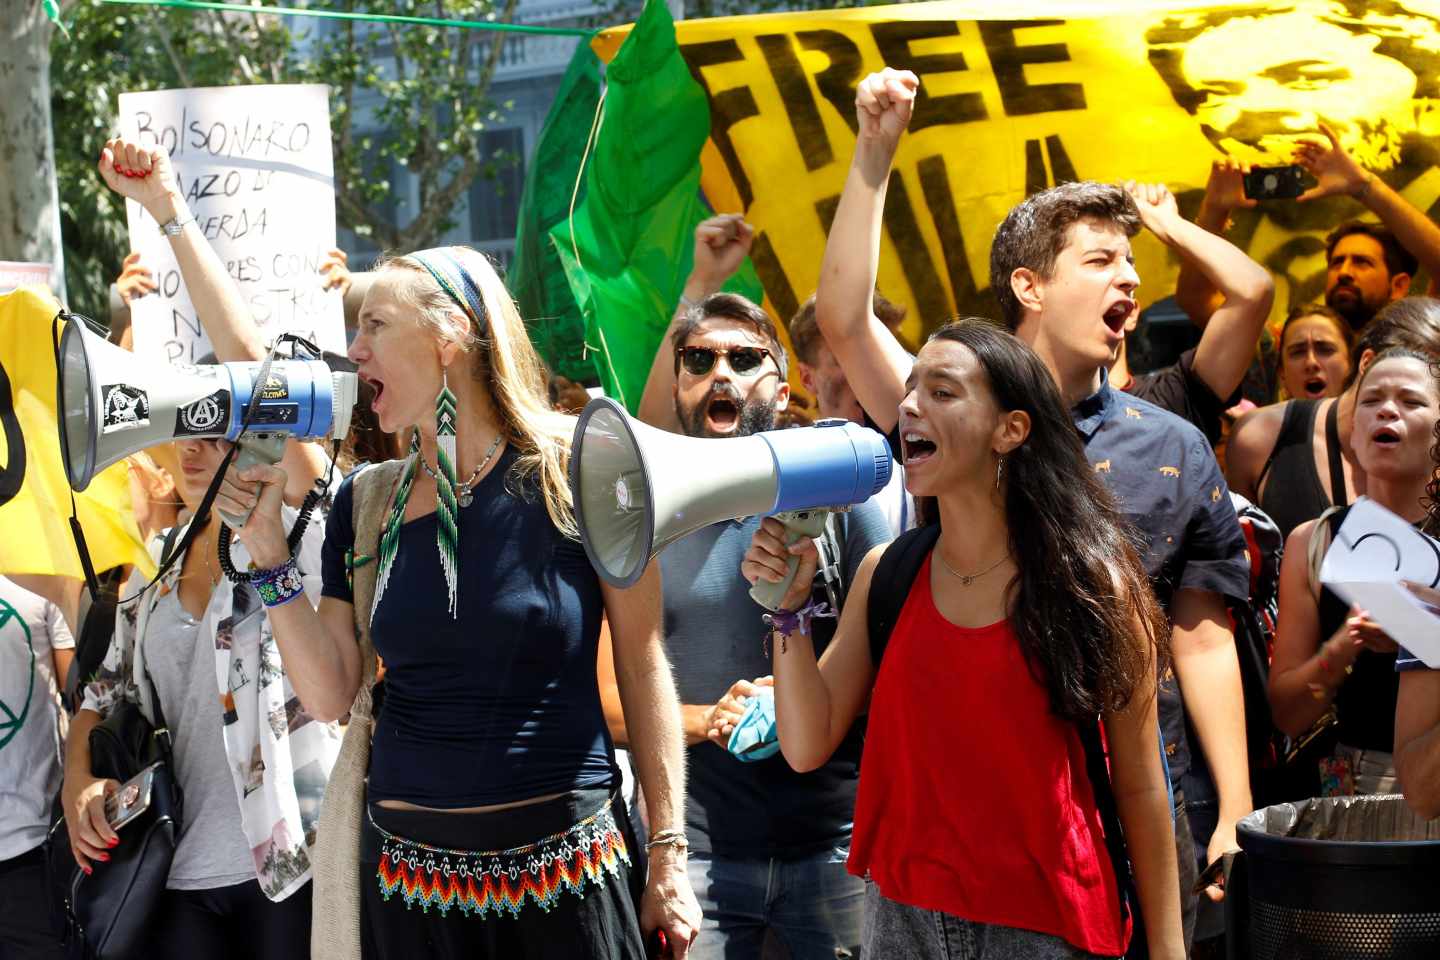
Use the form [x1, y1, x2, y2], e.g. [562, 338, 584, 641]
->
[749, 527, 805, 612]
[217, 433, 288, 530]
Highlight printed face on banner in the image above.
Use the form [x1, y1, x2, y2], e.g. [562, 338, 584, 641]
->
[1147, 4, 1437, 168]
[119, 84, 345, 364]
[610, 1, 1440, 351]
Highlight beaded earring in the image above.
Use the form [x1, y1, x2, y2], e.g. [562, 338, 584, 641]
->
[433, 369, 461, 615]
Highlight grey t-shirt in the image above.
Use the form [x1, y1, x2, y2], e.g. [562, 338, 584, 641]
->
[660, 498, 892, 859]
[0, 578, 74, 860]
[144, 590, 254, 889]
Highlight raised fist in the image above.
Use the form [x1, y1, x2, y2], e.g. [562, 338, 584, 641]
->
[98, 137, 182, 216]
[855, 68, 919, 148]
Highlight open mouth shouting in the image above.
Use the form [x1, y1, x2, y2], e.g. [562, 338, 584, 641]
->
[1102, 298, 1135, 342]
[1300, 376, 1329, 399]
[360, 372, 385, 409]
[705, 394, 740, 434]
[902, 428, 938, 467]
[1371, 424, 1403, 448]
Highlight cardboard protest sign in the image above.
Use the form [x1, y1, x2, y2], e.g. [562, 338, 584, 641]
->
[594, 1, 1440, 342]
[119, 84, 345, 363]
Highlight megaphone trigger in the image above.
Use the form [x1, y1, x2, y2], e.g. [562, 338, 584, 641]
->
[217, 434, 289, 530]
[748, 509, 830, 612]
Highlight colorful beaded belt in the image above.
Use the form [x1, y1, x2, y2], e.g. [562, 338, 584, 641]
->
[371, 796, 630, 919]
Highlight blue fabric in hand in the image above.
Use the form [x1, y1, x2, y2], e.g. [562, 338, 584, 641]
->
[727, 687, 779, 762]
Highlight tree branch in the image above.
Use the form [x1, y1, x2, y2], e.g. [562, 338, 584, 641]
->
[397, 151, 482, 250]
[148, 8, 193, 88]
[336, 186, 398, 250]
[477, 0, 521, 93]
[208, 9, 257, 82]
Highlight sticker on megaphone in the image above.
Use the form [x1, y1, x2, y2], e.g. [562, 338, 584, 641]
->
[57, 316, 358, 501]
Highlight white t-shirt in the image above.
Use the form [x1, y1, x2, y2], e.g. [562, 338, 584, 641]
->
[0, 577, 74, 859]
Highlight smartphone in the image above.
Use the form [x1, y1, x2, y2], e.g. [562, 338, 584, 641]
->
[1191, 850, 1235, 895]
[1243, 165, 1306, 201]
[105, 762, 160, 831]
[646, 928, 669, 960]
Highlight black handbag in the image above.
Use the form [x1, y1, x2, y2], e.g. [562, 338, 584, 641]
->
[46, 639, 184, 960]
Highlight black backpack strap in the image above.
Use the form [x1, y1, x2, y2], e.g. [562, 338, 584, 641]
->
[1075, 719, 1136, 925]
[865, 524, 941, 669]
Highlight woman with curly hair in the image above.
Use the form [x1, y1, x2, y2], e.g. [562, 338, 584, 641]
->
[1271, 329, 1440, 798]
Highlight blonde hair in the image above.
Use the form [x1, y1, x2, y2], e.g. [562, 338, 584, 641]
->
[374, 246, 577, 537]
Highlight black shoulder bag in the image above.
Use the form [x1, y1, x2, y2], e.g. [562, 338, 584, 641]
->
[47, 527, 185, 960]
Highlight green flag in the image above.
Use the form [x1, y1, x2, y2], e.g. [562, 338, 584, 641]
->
[550, 0, 761, 410]
[509, 43, 602, 383]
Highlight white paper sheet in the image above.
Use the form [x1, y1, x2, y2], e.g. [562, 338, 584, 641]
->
[1320, 497, 1440, 667]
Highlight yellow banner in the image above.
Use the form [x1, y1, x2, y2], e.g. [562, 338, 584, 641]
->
[596, 0, 1440, 346]
[0, 287, 153, 580]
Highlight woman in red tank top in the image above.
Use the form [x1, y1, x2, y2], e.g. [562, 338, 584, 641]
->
[744, 321, 1185, 959]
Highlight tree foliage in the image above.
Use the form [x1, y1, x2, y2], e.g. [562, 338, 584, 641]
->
[50, 0, 520, 321]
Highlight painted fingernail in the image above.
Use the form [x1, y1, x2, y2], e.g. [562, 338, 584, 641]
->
[99, 853, 110, 862]
[83, 866, 93, 875]
[108, 836, 119, 847]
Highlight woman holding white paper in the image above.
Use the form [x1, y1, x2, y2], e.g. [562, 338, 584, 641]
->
[1269, 341, 1440, 797]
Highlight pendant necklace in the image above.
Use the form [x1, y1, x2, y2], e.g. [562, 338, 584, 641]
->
[937, 549, 1010, 587]
[419, 433, 503, 507]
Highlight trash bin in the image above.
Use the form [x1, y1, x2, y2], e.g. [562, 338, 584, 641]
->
[1227, 795, 1440, 960]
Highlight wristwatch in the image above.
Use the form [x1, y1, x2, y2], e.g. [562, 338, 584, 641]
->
[158, 212, 195, 237]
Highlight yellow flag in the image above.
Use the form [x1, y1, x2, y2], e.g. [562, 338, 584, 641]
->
[0, 287, 154, 579]
[596, 0, 1440, 345]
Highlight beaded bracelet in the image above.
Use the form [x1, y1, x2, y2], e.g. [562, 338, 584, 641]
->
[763, 600, 834, 637]
[646, 829, 690, 853]
[251, 557, 305, 608]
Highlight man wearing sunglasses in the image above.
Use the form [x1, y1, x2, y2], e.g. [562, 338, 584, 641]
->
[621, 222, 891, 959]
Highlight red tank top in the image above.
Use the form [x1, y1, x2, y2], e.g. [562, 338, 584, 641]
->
[848, 555, 1129, 956]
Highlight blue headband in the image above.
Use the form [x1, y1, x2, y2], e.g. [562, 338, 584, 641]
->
[409, 249, 489, 334]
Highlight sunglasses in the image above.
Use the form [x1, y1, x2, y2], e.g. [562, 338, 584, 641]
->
[677, 345, 773, 377]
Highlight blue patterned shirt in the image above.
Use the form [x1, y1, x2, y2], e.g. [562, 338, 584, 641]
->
[1072, 371, 1250, 784]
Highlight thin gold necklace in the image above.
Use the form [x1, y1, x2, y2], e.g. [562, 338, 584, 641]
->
[186, 528, 220, 587]
[937, 548, 1010, 587]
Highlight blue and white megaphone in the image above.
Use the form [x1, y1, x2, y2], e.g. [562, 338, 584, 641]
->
[569, 397, 892, 609]
[57, 316, 357, 526]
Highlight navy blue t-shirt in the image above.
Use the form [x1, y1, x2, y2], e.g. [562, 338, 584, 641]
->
[321, 448, 615, 807]
[1071, 373, 1250, 784]
[661, 499, 892, 859]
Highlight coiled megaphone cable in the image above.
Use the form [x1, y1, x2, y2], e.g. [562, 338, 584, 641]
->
[215, 464, 332, 584]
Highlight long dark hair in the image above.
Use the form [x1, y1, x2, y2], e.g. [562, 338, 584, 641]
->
[916, 320, 1169, 721]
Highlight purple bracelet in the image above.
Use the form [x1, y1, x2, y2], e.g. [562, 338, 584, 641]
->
[763, 600, 835, 637]
[250, 557, 305, 608]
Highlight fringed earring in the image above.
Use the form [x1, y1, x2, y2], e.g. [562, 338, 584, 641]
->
[433, 368, 461, 616]
[371, 433, 421, 624]
[996, 455, 1006, 492]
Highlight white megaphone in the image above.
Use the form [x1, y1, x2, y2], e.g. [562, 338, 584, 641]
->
[57, 316, 357, 526]
[569, 397, 892, 609]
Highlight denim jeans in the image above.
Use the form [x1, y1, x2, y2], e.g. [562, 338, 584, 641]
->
[687, 846, 864, 960]
[1126, 791, 1196, 959]
[861, 886, 1116, 959]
